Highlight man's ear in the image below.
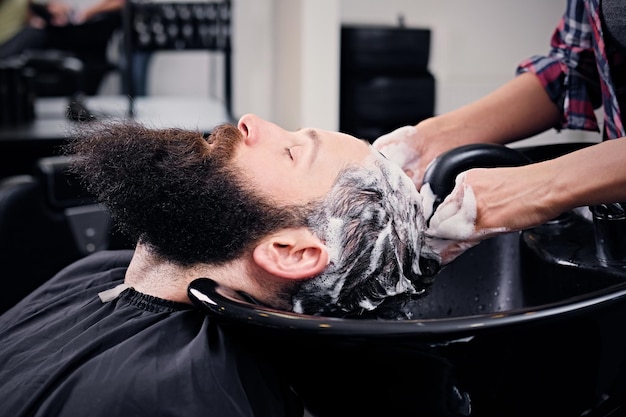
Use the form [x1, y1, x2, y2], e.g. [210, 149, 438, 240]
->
[252, 228, 329, 280]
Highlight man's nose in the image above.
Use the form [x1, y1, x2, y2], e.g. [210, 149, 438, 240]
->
[237, 114, 289, 147]
[237, 114, 258, 145]
[237, 114, 264, 145]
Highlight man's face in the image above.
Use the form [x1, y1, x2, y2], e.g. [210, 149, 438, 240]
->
[205, 115, 437, 315]
[232, 114, 373, 204]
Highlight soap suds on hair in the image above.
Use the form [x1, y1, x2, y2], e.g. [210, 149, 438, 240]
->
[292, 146, 439, 317]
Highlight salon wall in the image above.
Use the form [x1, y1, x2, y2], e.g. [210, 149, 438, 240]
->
[102, 0, 600, 145]
[336, 0, 601, 146]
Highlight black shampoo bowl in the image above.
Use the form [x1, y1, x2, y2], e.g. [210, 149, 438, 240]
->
[189, 143, 626, 417]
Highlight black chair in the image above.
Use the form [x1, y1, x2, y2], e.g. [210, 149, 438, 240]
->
[0, 11, 122, 126]
[122, 0, 233, 119]
[0, 155, 132, 314]
[25, 10, 123, 97]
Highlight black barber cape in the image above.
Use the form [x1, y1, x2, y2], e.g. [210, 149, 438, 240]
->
[0, 250, 302, 417]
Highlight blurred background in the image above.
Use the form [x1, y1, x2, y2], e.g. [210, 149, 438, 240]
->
[93, 0, 595, 145]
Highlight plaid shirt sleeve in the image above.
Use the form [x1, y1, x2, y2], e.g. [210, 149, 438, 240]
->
[516, 0, 601, 133]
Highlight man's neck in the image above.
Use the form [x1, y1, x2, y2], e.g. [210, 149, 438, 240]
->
[124, 244, 246, 304]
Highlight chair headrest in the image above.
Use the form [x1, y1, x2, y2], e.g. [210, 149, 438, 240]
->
[36, 156, 96, 209]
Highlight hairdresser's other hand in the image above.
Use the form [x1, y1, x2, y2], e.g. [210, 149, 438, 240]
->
[46, 1, 74, 25]
[424, 166, 561, 264]
[373, 120, 469, 188]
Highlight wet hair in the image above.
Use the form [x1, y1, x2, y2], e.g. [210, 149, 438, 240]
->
[293, 154, 438, 317]
[66, 121, 313, 266]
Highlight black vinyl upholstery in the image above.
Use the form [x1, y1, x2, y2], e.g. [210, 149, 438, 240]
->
[0, 155, 132, 313]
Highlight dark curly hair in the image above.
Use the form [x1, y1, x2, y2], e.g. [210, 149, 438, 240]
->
[66, 121, 313, 266]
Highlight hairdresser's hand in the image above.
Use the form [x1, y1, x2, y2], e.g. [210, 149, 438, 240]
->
[424, 166, 561, 264]
[373, 121, 467, 188]
[422, 171, 487, 264]
[47, 1, 74, 25]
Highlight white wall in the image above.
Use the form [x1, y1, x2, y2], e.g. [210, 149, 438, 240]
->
[338, 0, 599, 146]
[270, 0, 340, 130]
[102, 0, 600, 145]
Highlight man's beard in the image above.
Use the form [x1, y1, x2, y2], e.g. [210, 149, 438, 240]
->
[206, 123, 243, 162]
[67, 121, 310, 266]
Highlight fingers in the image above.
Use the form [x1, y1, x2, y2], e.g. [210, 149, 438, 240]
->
[372, 125, 415, 147]
[420, 173, 480, 265]
[29, 16, 47, 28]
[419, 182, 436, 221]
[47, 1, 73, 26]
[373, 125, 423, 187]
[427, 173, 477, 240]
[372, 125, 417, 163]
[424, 170, 512, 264]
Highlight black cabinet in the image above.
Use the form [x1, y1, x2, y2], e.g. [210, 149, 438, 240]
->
[340, 25, 435, 142]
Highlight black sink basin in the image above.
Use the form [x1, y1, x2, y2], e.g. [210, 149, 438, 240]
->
[382, 215, 626, 324]
[188, 143, 626, 417]
[190, 219, 626, 417]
